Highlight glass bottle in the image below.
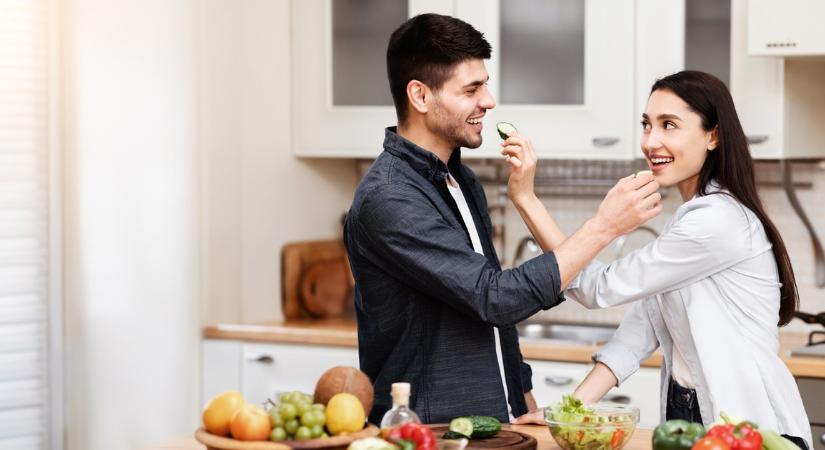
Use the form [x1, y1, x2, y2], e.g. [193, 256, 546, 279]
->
[379, 382, 420, 437]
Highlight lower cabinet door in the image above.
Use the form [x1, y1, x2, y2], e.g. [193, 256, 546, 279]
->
[242, 342, 359, 404]
[607, 366, 661, 428]
[526, 360, 590, 407]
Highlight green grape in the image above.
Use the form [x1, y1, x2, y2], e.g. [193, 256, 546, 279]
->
[270, 427, 287, 441]
[295, 426, 313, 441]
[302, 393, 314, 404]
[314, 410, 326, 426]
[279, 402, 297, 421]
[295, 400, 310, 416]
[321, 431, 329, 438]
[300, 410, 319, 427]
[269, 408, 284, 427]
[310, 403, 325, 412]
[279, 392, 295, 404]
[284, 419, 300, 435]
[310, 424, 324, 438]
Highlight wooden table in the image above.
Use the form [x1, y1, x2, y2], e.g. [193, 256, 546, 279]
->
[139, 426, 653, 450]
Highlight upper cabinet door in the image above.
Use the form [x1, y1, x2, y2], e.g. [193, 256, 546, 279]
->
[293, 0, 635, 159]
[292, 0, 408, 158]
[455, 0, 636, 159]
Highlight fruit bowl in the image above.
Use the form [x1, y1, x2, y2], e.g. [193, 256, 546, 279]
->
[545, 404, 639, 450]
[194, 424, 380, 450]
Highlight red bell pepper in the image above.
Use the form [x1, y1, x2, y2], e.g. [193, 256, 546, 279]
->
[705, 423, 762, 450]
[387, 423, 436, 450]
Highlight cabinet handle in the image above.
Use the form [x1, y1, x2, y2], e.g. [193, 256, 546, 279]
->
[746, 135, 769, 145]
[592, 137, 620, 147]
[603, 394, 631, 404]
[245, 353, 274, 364]
[545, 376, 574, 387]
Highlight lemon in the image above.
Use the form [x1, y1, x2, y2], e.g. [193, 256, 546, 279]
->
[326, 392, 366, 435]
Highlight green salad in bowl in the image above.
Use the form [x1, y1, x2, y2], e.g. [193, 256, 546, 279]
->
[545, 396, 639, 450]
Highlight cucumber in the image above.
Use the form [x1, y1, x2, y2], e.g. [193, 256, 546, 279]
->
[448, 416, 501, 439]
[442, 430, 470, 440]
[496, 122, 517, 140]
[635, 170, 653, 178]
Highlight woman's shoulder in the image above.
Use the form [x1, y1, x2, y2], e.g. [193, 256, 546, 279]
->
[673, 190, 761, 238]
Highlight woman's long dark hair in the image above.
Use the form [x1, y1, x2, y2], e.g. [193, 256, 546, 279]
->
[651, 70, 798, 326]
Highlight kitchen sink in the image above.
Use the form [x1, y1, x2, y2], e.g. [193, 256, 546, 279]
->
[516, 321, 617, 346]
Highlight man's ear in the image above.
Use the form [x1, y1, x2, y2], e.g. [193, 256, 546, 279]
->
[407, 80, 429, 114]
[707, 126, 719, 151]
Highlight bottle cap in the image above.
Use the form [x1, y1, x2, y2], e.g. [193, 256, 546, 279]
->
[391, 382, 411, 406]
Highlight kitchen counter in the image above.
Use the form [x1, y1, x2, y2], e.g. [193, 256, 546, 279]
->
[204, 319, 825, 378]
[138, 426, 653, 450]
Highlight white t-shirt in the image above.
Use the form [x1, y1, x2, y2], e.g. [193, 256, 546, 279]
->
[445, 173, 513, 420]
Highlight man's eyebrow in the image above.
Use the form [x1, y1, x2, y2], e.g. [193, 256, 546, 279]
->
[463, 76, 490, 88]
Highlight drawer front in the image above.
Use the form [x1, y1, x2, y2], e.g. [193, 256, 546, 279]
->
[526, 360, 590, 407]
[242, 342, 359, 404]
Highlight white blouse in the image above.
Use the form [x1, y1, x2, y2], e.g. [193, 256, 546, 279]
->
[565, 183, 812, 448]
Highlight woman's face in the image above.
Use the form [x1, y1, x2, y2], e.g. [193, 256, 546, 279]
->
[641, 89, 718, 200]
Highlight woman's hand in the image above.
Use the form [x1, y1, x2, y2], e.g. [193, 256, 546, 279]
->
[511, 408, 546, 425]
[501, 131, 538, 206]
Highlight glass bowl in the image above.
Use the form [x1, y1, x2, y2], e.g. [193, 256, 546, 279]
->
[545, 403, 639, 450]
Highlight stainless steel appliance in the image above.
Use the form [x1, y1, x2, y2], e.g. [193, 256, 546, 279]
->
[792, 311, 825, 450]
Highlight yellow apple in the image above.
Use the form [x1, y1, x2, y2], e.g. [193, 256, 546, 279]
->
[229, 404, 272, 441]
[202, 390, 245, 436]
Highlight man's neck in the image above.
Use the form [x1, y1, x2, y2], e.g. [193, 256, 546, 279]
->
[397, 123, 454, 165]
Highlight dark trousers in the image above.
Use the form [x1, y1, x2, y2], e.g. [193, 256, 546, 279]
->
[665, 378, 808, 450]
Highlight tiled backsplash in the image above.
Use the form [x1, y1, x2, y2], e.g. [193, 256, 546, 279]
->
[471, 159, 825, 334]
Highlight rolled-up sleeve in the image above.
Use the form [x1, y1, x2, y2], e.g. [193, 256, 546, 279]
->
[520, 360, 533, 393]
[593, 300, 660, 385]
[353, 183, 565, 327]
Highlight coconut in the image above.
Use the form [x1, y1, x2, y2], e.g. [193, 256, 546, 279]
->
[314, 366, 374, 416]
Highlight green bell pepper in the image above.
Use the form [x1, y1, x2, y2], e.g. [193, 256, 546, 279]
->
[652, 420, 706, 450]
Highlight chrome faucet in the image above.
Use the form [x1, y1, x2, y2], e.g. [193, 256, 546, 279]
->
[512, 236, 541, 267]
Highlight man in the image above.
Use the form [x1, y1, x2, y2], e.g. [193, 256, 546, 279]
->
[343, 14, 661, 424]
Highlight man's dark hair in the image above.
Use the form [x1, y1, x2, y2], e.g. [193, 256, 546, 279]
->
[386, 13, 491, 124]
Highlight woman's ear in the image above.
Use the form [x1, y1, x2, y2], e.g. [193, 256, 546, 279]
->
[407, 80, 429, 114]
[707, 126, 720, 151]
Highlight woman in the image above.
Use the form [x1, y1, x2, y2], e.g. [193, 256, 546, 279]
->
[502, 71, 811, 449]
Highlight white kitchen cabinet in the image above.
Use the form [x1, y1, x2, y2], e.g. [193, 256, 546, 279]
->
[637, 0, 825, 160]
[292, 0, 636, 159]
[202, 340, 359, 406]
[748, 0, 825, 56]
[526, 360, 661, 429]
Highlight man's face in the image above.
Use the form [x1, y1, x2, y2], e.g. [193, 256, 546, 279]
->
[428, 59, 496, 149]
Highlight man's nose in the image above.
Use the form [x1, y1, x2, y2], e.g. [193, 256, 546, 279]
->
[480, 85, 496, 110]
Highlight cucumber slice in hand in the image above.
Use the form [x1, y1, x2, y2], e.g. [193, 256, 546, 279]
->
[496, 122, 517, 140]
[635, 170, 653, 178]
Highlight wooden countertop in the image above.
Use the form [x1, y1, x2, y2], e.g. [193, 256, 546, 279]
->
[138, 426, 653, 450]
[204, 319, 825, 378]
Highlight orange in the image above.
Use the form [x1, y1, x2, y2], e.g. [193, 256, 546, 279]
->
[202, 390, 245, 436]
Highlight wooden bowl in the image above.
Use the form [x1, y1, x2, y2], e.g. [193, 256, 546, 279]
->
[194, 424, 380, 450]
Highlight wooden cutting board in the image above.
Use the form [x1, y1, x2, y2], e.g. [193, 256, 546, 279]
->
[282, 240, 354, 320]
[429, 425, 538, 450]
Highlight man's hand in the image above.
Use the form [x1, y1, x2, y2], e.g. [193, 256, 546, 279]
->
[593, 173, 662, 238]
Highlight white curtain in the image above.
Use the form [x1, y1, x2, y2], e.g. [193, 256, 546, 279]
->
[0, 0, 54, 449]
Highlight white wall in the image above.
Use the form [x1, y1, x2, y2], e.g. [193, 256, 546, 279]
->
[200, 0, 359, 325]
[62, 0, 201, 449]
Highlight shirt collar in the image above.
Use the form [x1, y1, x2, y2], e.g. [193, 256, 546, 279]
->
[383, 127, 463, 182]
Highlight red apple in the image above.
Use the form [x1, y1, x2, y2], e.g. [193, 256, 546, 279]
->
[229, 404, 272, 441]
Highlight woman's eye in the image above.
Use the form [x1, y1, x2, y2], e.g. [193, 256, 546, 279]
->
[640, 121, 651, 130]
[664, 121, 676, 130]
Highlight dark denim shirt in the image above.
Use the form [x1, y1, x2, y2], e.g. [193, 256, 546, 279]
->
[344, 128, 565, 424]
